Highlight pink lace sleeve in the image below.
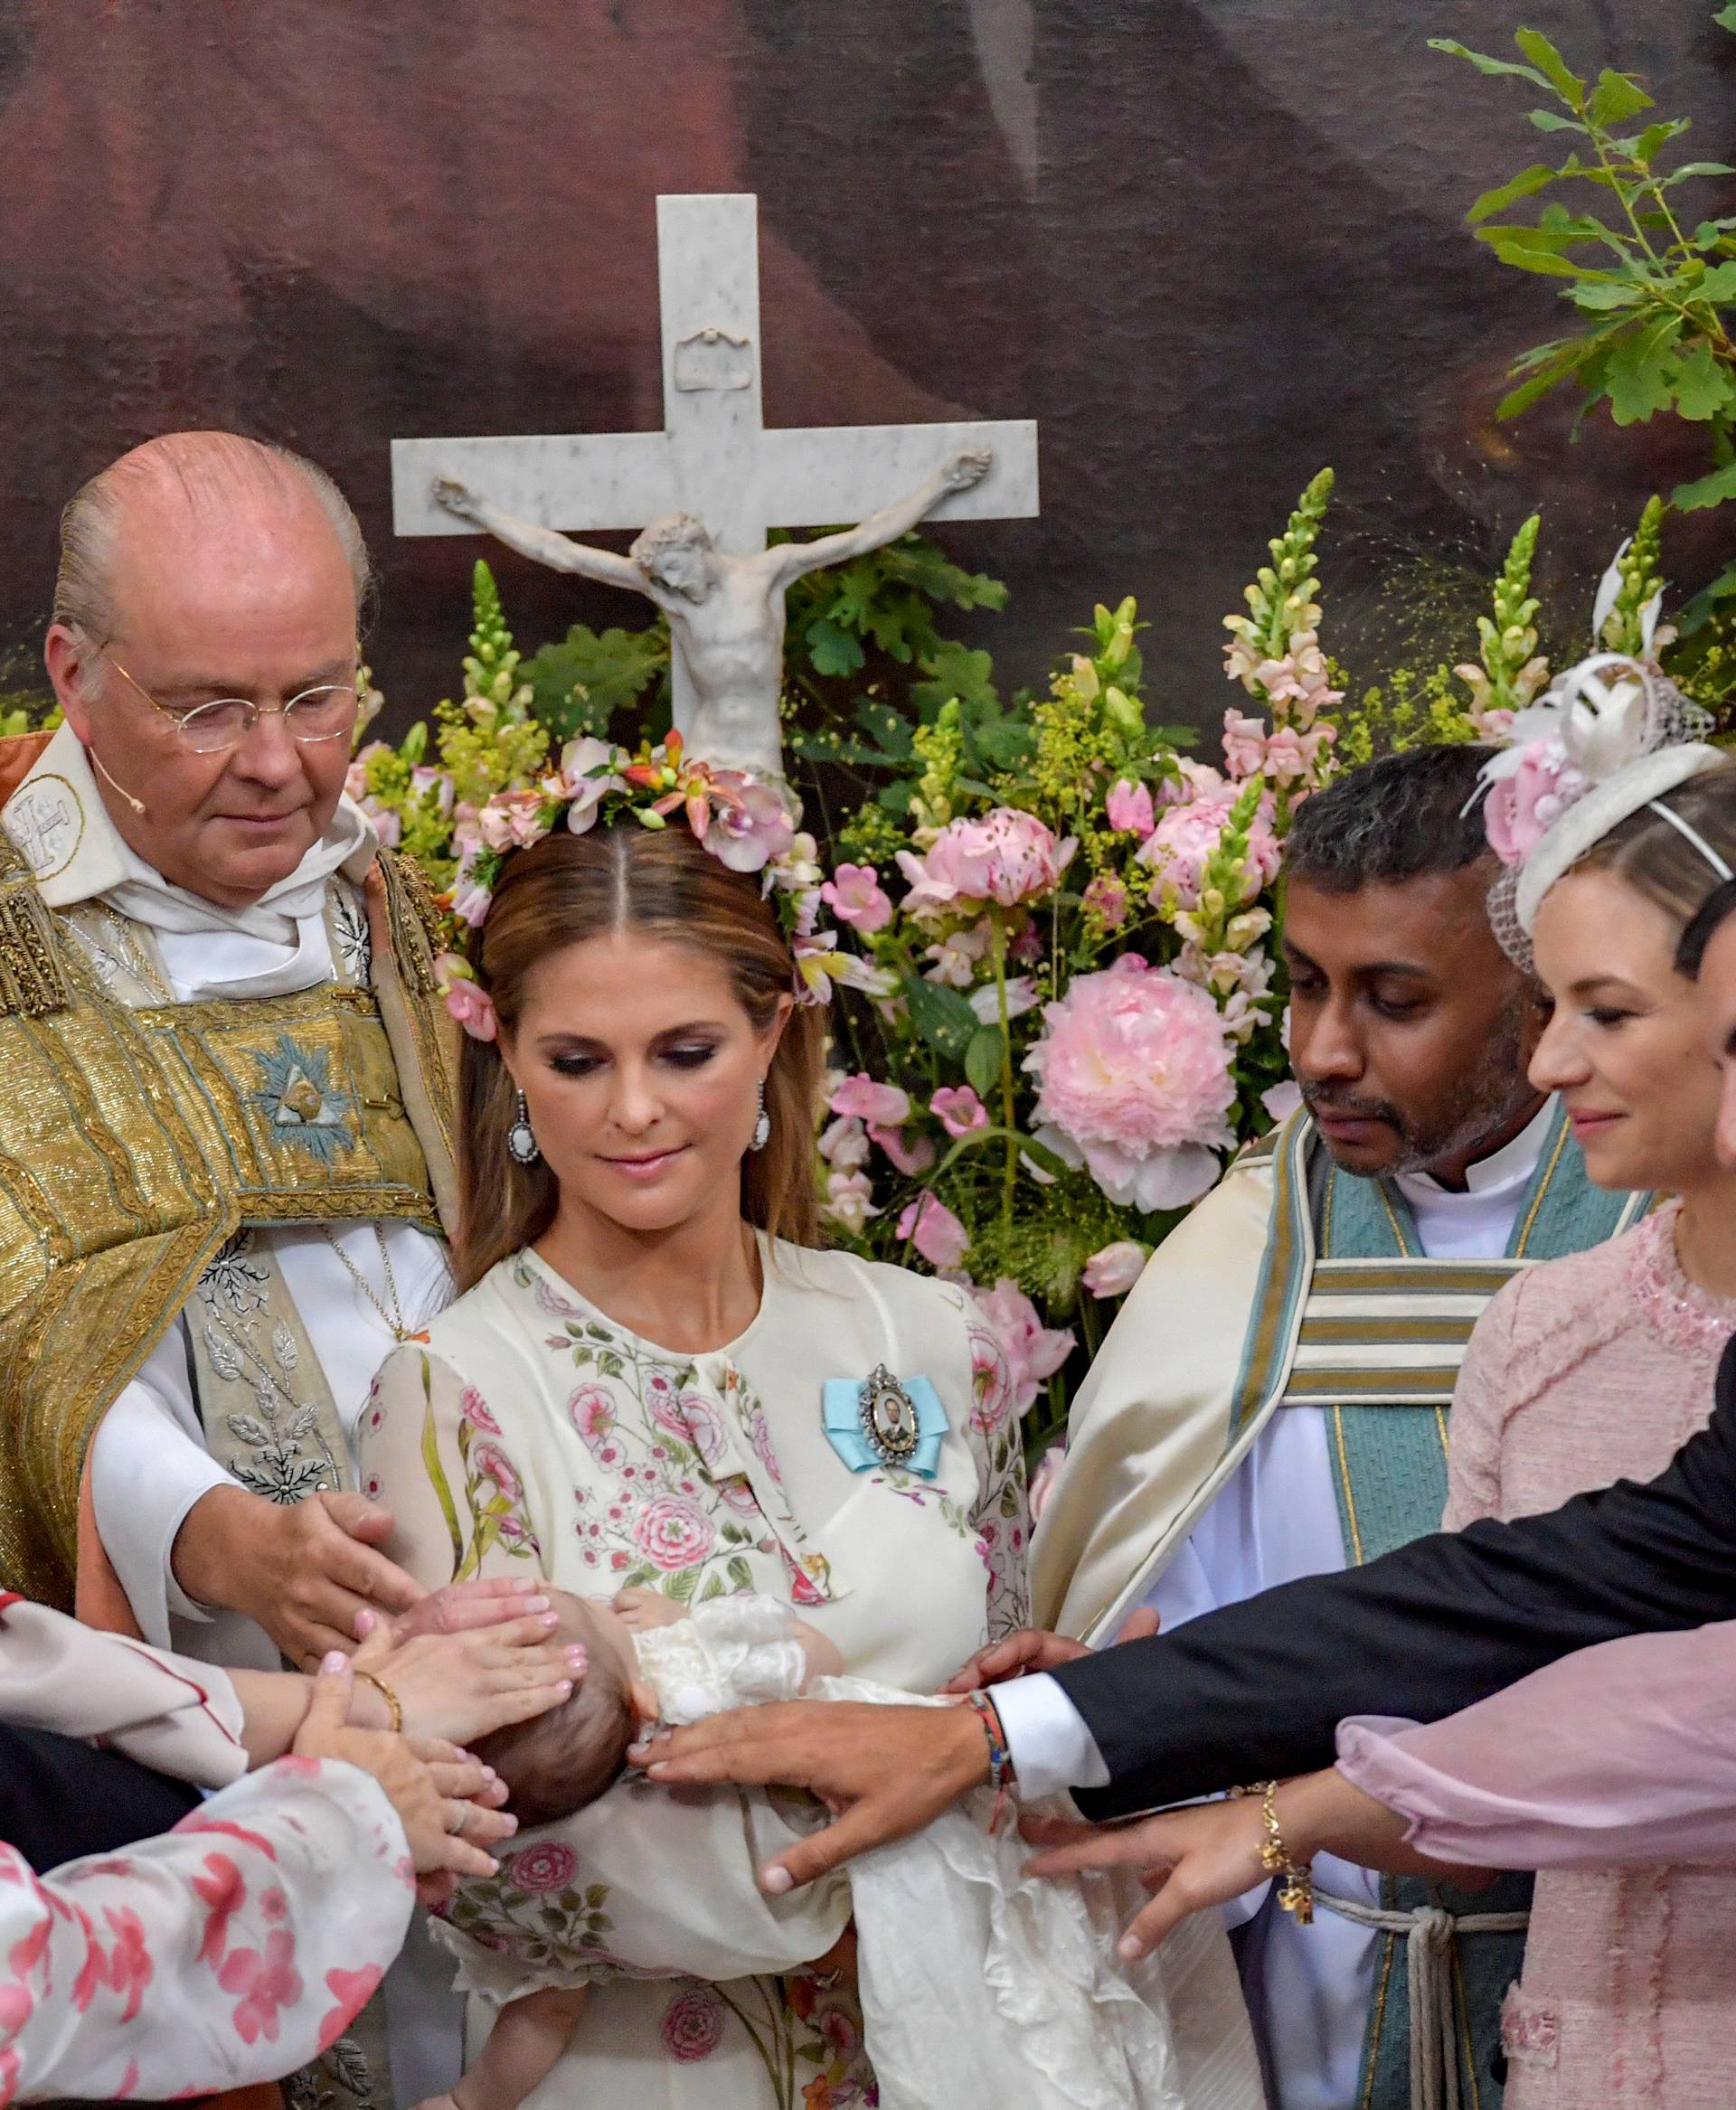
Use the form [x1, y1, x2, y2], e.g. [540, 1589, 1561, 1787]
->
[1441, 1274, 1524, 1531]
[0, 1757, 413, 2106]
[1337, 1618, 1736, 1870]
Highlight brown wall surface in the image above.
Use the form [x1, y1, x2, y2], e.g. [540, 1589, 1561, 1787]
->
[0, 1, 1731, 732]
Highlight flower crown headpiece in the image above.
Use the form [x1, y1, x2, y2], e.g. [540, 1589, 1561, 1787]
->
[1476, 650, 1724, 962]
[433, 731, 890, 1041]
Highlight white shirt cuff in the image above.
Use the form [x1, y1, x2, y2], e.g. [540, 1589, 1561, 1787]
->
[989, 1672, 1112, 1799]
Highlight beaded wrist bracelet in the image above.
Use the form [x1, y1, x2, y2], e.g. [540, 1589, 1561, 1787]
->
[963, 1690, 1015, 1832]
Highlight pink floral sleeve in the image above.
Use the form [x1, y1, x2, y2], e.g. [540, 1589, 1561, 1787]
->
[964, 1315, 1031, 1642]
[0, 1757, 414, 2106]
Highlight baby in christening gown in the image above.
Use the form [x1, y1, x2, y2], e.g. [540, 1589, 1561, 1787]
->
[417, 1588, 1206, 2110]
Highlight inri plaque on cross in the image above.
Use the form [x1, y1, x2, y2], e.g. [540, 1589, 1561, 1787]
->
[392, 193, 1038, 730]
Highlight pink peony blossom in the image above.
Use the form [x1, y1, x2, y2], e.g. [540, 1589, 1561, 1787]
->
[895, 809, 1076, 917]
[821, 862, 894, 933]
[1139, 791, 1280, 909]
[1027, 1441, 1068, 1522]
[968, 1278, 1075, 1416]
[1024, 955, 1236, 1211]
[896, 1192, 970, 1269]
[1221, 708, 1269, 779]
[1081, 1239, 1149, 1299]
[1483, 741, 1578, 867]
[1105, 778, 1156, 837]
[931, 1085, 989, 1137]
[828, 1075, 912, 1127]
[1156, 758, 1228, 808]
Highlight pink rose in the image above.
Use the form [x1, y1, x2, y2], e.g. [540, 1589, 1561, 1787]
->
[745, 1404, 785, 1486]
[1484, 741, 1578, 867]
[458, 1387, 502, 1436]
[633, 1494, 716, 1571]
[896, 1191, 970, 1269]
[507, 1842, 576, 1895]
[1221, 708, 1269, 780]
[662, 1985, 726, 2062]
[1081, 1239, 1149, 1299]
[1105, 778, 1156, 836]
[896, 809, 1076, 916]
[1024, 956, 1236, 1211]
[930, 1085, 989, 1137]
[471, 1442, 521, 1503]
[828, 1074, 912, 1127]
[651, 1390, 728, 1469]
[821, 862, 894, 933]
[968, 1279, 1076, 1418]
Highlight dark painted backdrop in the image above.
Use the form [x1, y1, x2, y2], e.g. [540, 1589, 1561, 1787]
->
[0, 2, 1731, 731]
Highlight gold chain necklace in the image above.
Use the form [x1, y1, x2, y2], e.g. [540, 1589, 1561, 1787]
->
[322, 1225, 429, 1344]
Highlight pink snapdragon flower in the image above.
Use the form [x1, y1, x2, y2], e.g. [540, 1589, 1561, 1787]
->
[478, 788, 553, 852]
[1221, 709, 1269, 779]
[896, 1192, 970, 1269]
[1105, 779, 1156, 837]
[828, 1076, 912, 1128]
[1483, 741, 1580, 867]
[931, 1085, 989, 1137]
[821, 862, 893, 933]
[1081, 1239, 1149, 1299]
[816, 1115, 871, 1169]
[821, 1167, 880, 1233]
[896, 809, 1076, 917]
[1024, 955, 1237, 1210]
[1261, 722, 1335, 786]
[968, 1277, 1075, 1416]
[363, 802, 402, 849]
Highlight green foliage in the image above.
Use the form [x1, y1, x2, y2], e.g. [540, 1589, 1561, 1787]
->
[1336, 665, 1485, 767]
[0, 643, 60, 738]
[523, 623, 669, 743]
[1432, 19, 1736, 619]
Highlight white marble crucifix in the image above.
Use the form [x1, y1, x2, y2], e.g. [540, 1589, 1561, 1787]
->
[392, 193, 1038, 774]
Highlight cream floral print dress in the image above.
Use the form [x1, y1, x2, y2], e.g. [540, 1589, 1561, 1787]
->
[360, 1236, 1028, 2110]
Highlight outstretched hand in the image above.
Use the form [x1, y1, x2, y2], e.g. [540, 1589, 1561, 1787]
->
[629, 1700, 991, 1895]
[433, 476, 485, 524]
[941, 447, 994, 492]
[942, 1607, 1161, 1694]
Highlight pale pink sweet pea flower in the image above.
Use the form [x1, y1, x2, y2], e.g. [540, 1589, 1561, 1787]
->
[1024, 955, 1237, 1211]
[968, 1277, 1076, 1416]
[828, 1075, 912, 1127]
[1081, 1239, 1149, 1299]
[896, 1192, 971, 1269]
[1105, 778, 1156, 837]
[931, 1085, 989, 1137]
[967, 975, 1039, 1025]
[1221, 708, 1269, 779]
[816, 1114, 871, 1169]
[821, 862, 894, 933]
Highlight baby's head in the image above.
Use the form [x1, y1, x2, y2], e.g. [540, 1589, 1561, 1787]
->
[474, 1591, 659, 1827]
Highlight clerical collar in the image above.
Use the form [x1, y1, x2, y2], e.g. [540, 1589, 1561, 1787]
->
[1, 721, 376, 919]
[1394, 1097, 1556, 1205]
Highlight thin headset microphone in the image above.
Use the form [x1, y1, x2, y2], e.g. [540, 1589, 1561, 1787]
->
[86, 743, 146, 816]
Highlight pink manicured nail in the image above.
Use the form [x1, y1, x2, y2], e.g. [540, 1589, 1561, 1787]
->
[762, 1867, 793, 1897]
[522, 1596, 550, 1612]
[320, 1651, 346, 1675]
[565, 1646, 589, 1669]
[1118, 1936, 1145, 1962]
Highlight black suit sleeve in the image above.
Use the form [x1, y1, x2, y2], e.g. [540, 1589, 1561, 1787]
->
[0, 1725, 201, 1872]
[1053, 1333, 1736, 1818]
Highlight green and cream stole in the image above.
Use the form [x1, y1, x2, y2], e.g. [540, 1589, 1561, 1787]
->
[1241, 1105, 1648, 1567]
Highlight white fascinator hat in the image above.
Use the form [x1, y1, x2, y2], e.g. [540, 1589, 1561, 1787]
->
[1475, 652, 1729, 960]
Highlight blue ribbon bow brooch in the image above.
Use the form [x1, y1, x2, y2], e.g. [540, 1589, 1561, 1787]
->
[822, 1363, 948, 1478]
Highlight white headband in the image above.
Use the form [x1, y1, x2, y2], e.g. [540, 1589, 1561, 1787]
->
[1514, 741, 1727, 931]
[1645, 795, 1734, 884]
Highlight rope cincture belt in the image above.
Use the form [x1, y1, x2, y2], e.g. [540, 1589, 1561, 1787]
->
[1313, 1889, 1531, 2110]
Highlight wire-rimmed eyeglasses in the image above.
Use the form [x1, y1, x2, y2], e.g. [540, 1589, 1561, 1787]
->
[103, 650, 360, 755]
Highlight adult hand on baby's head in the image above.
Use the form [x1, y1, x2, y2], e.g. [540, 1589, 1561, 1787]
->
[382, 1576, 552, 1642]
[354, 1607, 585, 1747]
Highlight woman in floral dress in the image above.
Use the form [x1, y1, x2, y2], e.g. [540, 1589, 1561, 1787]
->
[362, 806, 1027, 2110]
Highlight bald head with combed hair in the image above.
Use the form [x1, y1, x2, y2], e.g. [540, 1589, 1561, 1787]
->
[52, 431, 373, 645]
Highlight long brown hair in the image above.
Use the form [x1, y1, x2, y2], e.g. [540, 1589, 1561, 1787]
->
[453, 822, 825, 1289]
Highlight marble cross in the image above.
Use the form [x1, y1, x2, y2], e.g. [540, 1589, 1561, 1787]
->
[392, 193, 1039, 728]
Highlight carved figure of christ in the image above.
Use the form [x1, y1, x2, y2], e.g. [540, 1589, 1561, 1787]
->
[432, 448, 990, 778]
[392, 193, 1038, 770]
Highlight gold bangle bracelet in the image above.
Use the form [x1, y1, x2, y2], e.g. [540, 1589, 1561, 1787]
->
[1252, 1780, 1314, 1925]
[354, 1669, 403, 1735]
